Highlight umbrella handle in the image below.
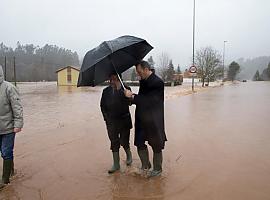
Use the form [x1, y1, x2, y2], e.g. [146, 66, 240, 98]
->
[110, 55, 126, 89]
[117, 73, 126, 89]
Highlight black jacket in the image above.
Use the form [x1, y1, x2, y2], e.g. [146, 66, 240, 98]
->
[100, 85, 132, 131]
[132, 73, 167, 149]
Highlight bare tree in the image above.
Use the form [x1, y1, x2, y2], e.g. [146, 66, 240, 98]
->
[195, 47, 221, 86]
[157, 52, 170, 81]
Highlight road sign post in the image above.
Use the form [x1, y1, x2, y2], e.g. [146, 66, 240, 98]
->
[189, 65, 197, 91]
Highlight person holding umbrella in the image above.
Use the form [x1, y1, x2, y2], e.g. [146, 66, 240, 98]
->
[100, 72, 133, 174]
[77, 35, 154, 174]
[124, 60, 167, 177]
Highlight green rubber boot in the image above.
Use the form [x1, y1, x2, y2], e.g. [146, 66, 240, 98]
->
[0, 182, 6, 190]
[148, 152, 163, 178]
[108, 152, 120, 174]
[137, 148, 151, 170]
[124, 148, 132, 166]
[10, 160, 15, 177]
[0, 159, 13, 190]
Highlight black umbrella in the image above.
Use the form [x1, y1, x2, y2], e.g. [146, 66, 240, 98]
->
[77, 35, 153, 87]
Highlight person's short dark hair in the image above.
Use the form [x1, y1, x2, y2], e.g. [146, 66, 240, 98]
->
[136, 60, 151, 70]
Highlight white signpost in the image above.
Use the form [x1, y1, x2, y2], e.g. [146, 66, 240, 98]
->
[189, 65, 197, 91]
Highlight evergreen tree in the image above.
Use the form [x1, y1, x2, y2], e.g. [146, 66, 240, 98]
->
[177, 65, 181, 74]
[253, 70, 261, 81]
[267, 62, 270, 78]
[0, 42, 80, 81]
[167, 60, 175, 81]
[228, 61, 241, 81]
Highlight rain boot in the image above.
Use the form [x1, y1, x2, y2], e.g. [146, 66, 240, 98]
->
[148, 152, 163, 178]
[0, 159, 13, 189]
[124, 148, 132, 166]
[10, 159, 14, 177]
[108, 152, 120, 174]
[10, 159, 16, 181]
[137, 148, 151, 170]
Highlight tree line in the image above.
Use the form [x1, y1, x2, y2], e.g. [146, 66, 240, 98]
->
[237, 56, 270, 80]
[122, 55, 181, 82]
[253, 63, 270, 81]
[0, 42, 79, 81]
[1, 42, 245, 84]
[124, 46, 241, 87]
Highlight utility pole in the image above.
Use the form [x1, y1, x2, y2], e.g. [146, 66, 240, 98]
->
[223, 41, 228, 80]
[4, 56, 7, 80]
[13, 56, 17, 86]
[192, 0, 196, 91]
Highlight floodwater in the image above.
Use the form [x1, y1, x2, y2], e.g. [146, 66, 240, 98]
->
[0, 81, 270, 200]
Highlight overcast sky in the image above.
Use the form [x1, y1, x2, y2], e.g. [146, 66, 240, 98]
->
[1, 0, 270, 69]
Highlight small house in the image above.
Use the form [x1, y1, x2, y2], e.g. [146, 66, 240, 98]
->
[56, 66, 80, 86]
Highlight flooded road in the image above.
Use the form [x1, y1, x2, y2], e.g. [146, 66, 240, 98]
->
[0, 81, 270, 200]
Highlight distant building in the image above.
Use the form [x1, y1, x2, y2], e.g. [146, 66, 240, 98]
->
[173, 73, 183, 83]
[183, 69, 193, 78]
[56, 66, 80, 86]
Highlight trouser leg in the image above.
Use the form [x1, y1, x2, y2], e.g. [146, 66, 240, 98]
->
[137, 144, 151, 170]
[148, 146, 163, 177]
[107, 125, 120, 152]
[1, 133, 15, 184]
[120, 129, 133, 166]
[106, 126, 120, 173]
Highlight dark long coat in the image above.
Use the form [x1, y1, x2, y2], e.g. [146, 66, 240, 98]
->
[132, 73, 167, 149]
[100, 85, 132, 131]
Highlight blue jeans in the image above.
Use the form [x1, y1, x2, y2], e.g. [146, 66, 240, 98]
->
[0, 133, 15, 160]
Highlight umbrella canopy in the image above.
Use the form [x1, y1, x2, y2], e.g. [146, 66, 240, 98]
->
[77, 35, 153, 87]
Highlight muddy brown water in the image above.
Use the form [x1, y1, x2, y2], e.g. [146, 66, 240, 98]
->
[0, 81, 270, 200]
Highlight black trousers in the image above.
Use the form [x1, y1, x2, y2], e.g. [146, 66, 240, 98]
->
[107, 125, 131, 152]
[137, 143, 162, 153]
[135, 128, 162, 153]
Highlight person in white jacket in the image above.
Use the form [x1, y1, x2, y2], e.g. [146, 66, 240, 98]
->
[0, 65, 23, 189]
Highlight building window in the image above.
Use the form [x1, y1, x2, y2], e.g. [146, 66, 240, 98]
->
[67, 67, 72, 83]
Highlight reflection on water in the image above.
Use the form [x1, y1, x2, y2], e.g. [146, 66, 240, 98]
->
[107, 172, 165, 200]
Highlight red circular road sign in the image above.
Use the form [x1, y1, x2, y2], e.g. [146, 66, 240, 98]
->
[189, 65, 197, 73]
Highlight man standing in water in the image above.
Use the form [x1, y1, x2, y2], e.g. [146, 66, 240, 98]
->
[0, 65, 23, 189]
[124, 60, 167, 177]
[100, 72, 133, 173]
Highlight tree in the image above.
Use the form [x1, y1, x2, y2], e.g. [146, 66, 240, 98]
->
[147, 56, 155, 69]
[214, 66, 224, 79]
[25, 44, 36, 55]
[157, 52, 170, 81]
[166, 60, 175, 81]
[0, 42, 80, 81]
[227, 61, 240, 81]
[195, 46, 222, 87]
[131, 68, 136, 81]
[177, 65, 181, 74]
[253, 70, 262, 81]
[259, 62, 270, 81]
[267, 62, 270, 78]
